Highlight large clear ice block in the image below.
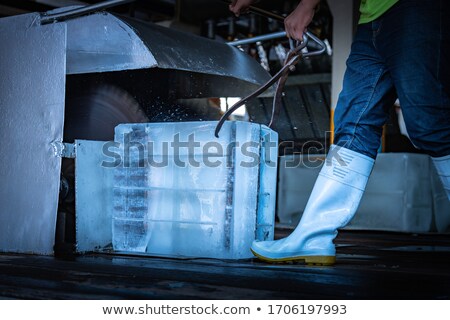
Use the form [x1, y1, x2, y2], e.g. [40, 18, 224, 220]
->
[112, 121, 278, 259]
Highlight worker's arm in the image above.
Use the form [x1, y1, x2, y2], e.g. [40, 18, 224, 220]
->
[284, 0, 320, 40]
[229, 0, 320, 41]
[228, 0, 257, 16]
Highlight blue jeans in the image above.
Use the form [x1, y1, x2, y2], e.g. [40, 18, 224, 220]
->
[334, 0, 450, 159]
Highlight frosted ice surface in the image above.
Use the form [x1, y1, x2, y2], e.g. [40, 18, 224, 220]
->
[112, 121, 277, 259]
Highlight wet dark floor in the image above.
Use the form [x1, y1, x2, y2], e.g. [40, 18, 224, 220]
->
[1, 230, 450, 299]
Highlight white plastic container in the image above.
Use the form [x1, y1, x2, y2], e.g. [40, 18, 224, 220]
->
[278, 153, 449, 233]
[112, 121, 278, 259]
[430, 162, 450, 233]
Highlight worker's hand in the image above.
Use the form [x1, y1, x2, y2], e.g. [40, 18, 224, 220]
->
[229, 0, 256, 17]
[285, 0, 319, 41]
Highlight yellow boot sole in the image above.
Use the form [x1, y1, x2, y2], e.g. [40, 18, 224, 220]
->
[250, 249, 336, 266]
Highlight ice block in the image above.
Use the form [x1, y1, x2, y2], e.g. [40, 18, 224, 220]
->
[112, 121, 278, 259]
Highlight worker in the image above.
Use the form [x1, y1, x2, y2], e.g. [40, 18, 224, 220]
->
[229, 0, 450, 265]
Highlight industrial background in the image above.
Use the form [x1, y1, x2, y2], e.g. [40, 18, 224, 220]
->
[0, 0, 449, 299]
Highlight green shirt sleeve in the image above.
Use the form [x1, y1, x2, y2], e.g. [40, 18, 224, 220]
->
[359, 0, 399, 24]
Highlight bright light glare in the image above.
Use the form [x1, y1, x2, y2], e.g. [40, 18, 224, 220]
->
[220, 97, 247, 117]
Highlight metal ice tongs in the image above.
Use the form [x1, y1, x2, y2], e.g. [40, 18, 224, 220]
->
[214, 37, 306, 137]
[214, 2, 326, 137]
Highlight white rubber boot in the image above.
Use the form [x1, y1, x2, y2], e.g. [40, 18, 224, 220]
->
[432, 154, 450, 201]
[251, 145, 375, 265]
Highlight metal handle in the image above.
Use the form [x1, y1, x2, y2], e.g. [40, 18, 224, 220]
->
[303, 31, 326, 57]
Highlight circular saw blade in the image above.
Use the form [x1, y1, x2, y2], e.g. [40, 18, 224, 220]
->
[64, 84, 148, 142]
[57, 84, 148, 255]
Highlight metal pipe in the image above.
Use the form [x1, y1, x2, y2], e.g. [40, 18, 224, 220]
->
[228, 29, 321, 53]
[229, 30, 325, 55]
[40, 0, 136, 24]
[228, 31, 286, 46]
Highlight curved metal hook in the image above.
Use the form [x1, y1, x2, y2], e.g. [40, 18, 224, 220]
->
[214, 45, 304, 138]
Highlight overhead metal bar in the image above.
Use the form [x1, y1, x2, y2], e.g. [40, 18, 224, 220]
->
[40, 0, 136, 24]
[218, 0, 285, 22]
